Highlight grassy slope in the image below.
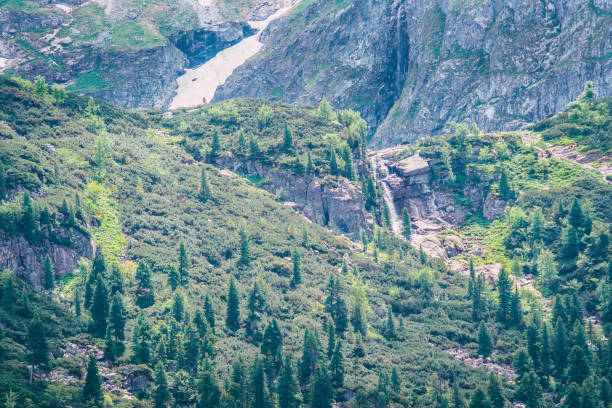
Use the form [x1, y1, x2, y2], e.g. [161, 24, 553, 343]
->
[0, 76, 502, 406]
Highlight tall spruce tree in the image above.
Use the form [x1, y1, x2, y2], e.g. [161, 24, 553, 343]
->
[226, 278, 240, 332]
[497, 268, 512, 324]
[154, 363, 170, 408]
[83, 355, 103, 406]
[401, 208, 411, 240]
[330, 341, 344, 388]
[329, 148, 339, 176]
[278, 355, 299, 408]
[204, 294, 215, 331]
[261, 319, 283, 382]
[478, 321, 493, 358]
[311, 364, 333, 408]
[384, 306, 396, 340]
[251, 359, 267, 408]
[198, 358, 221, 408]
[283, 123, 293, 150]
[27, 316, 49, 384]
[91, 275, 109, 337]
[200, 168, 211, 203]
[299, 330, 318, 384]
[43, 255, 54, 289]
[178, 241, 189, 283]
[291, 249, 302, 287]
[238, 228, 250, 268]
[487, 374, 504, 408]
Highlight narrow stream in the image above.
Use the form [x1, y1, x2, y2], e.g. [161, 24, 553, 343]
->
[370, 153, 401, 235]
[170, 4, 297, 109]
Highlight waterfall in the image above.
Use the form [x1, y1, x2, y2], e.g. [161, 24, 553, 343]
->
[381, 180, 401, 234]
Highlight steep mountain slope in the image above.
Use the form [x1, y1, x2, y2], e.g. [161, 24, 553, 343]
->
[0, 76, 499, 407]
[215, 0, 612, 147]
[0, 0, 292, 108]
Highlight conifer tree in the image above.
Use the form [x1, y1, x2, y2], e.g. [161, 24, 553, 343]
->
[497, 268, 512, 324]
[247, 281, 266, 338]
[391, 367, 401, 395]
[198, 358, 221, 408]
[569, 199, 583, 230]
[92, 247, 107, 280]
[43, 255, 54, 289]
[299, 330, 318, 384]
[384, 306, 395, 340]
[27, 316, 49, 384]
[509, 286, 522, 326]
[487, 374, 504, 408]
[327, 324, 336, 358]
[540, 323, 551, 382]
[226, 278, 240, 332]
[401, 208, 411, 240]
[342, 146, 355, 180]
[91, 275, 109, 337]
[75, 289, 81, 317]
[154, 363, 170, 408]
[135, 260, 155, 307]
[498, 168, 512, 200]
[352, 301, 367, 337]
[562, 383, 581, 408]
[311, 364, 333, 408]
[204, 294, 215, 331]
[168, 266, 179, 291]
[178, 241, 189, 283]
[353, 333, 365, 358]
[517, 370, 542, 408]
[329, 148, 339, 176]
[261, 319, 283, 382]
[251, 358, 267, 408]
[278, 355, 299, 408]
[330, 341, 344, 388]
[83, 355, 103, 406]
[469, 388, 491, 408]
[526, 317, 541, 372]
[562, 226, 580, 259]
[21, 192, 36, 241]
[210, 130, 220, 159]
[552, 317, 568, 377]
[250, 136, 261, 158]
[109, 293, 126, 355]
[200, 168, 211, 203]
[478, 321, 493, 358]
[291, 249, 302, 287]
[283, 123, 293, 150]
[173, 292, 185, 322]
[566, 345, 590, 385]
[132, 312, 152, 365]
[306, 152, 314, 174]
[238, 228, 250, 268]
[109, 263, 123, 295]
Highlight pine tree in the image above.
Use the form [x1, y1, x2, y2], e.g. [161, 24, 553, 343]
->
[497, 268, 512, 324]
[562, 383, 581, 408]
[278, 355, 299, 408]
[83, 355, 103, 406]
[238, 129, 247, 153]
[513, 348, 534, 381]
[498, 168, 512, 200]
[91, 275, 109, 337]
[154, 363, 170, 408]
[261, 319, 283, 382]
[452, 382, 466, 408]
[516, 371, 541, 408]
[342, 147, 355, 180]
[132, 312, 152, 365]
[92, 246, 107, 280]
[299, 330, 318, 384]
[168, 266, 179, 291]
[391, 367, 401, 395]
[306, 152, 314, 174]
[246, 281, 266, 338]
[204, 294, 215, 331]
[351, 301, 367, 337]
[526, 317, 541, 372]
[27, 316, 49, 384]
[487, 374, 504, 408]
[250, 136, 261, 158]
[330, 341, 344, 388]
[238, 228, 250, 268]
[210, 130, 220, 159]
[200, 168, 211, 203]
[135, 261, 155, 307]
[226, 278, 240, 332]
[42, 255, 54, 289]
[510, 285, 523, 326]
[562, 226, 580, 259]
[173, 292, 185, 322]
[109, 263, 123, 295]
[283, 123, 293, 150]
[311, 364, 333, 408]
[401, 208, 411, 240]
[540, 323, 551, 382]
[569, 199, 583, 230]
[478, 321, 493, 358]
[178, 241, 189, 283]
[384, 306, 395, 340]
[75, 289, 81, 317]
[291, 249, 302, 287]
[552, 317, 568, 377]
[109, 294, 126, 356]
[469, 389, 491, 408]
[566, 345, 590, 385]
[326, 324, 336, 359]
[329, 148, 339, 176]
[251, 359, 267, 408]
[198, 358, 221, 408]
[21, 192, 36, 241]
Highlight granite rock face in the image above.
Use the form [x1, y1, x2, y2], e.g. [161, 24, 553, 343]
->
[216, 0, 612, 146]
[0, 229, 93, 287]
[215, 154, 373, 239]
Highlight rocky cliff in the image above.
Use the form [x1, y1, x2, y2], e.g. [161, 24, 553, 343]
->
[215, 0, 612, 147]
[215, 154, 373, 240]
[0, 229, 93, 286]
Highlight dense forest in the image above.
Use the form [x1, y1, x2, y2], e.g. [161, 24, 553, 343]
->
[0, 75, 610, 408]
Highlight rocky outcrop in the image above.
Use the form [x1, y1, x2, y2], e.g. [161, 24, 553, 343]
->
[0, 229, 93, 286]
[215, 154, 373, 239]
[170, 22, 257, 67]
[216, 0, 612, 147]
